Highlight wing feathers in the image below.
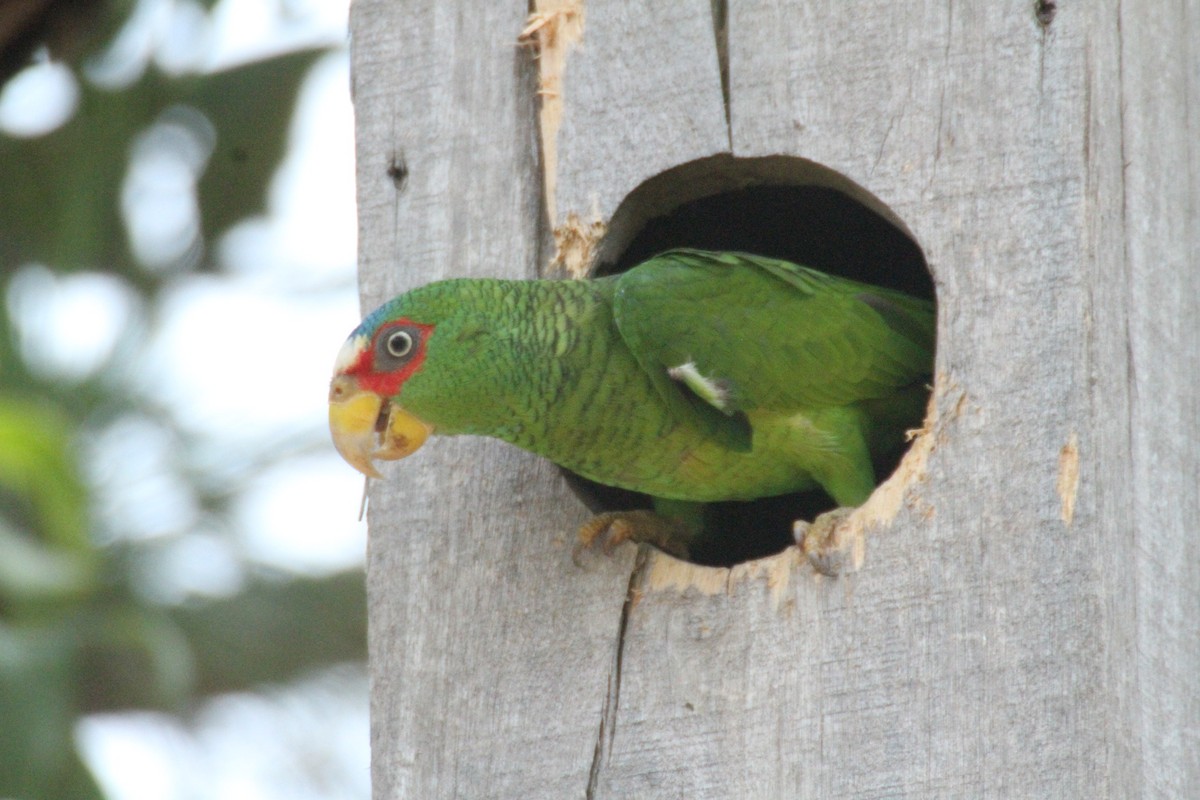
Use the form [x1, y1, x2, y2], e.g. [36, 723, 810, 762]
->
[613, 249, 934, 418]
[667, 361, 735, 412]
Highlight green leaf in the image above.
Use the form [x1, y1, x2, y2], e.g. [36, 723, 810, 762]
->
[0, 48, 326, 278]
[191, 50, 329, 240]
[75, 572, 366, 714]
[0, 398, 88, 551]
[0, 621, 103, 800]
[0, 522, 93, 605]
[172, 571, 366, 697]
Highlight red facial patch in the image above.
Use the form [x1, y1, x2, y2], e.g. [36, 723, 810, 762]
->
[344, 318, 434, 397]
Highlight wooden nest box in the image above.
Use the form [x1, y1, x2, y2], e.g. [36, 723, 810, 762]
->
[351, 2, 1198, 797]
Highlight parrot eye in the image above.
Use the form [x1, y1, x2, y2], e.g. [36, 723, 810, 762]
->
[372, 321, 429, 374]
[385, 330, 414, 358]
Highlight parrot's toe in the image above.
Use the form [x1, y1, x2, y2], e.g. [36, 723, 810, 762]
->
[795, 507, 863, 577]
[574, 511, 691, 565]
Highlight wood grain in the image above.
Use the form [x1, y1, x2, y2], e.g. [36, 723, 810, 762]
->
[352, 1, 1199, 797]
[351, 3, 635, 797]
[1116, 2, 1200, 793]
[550, 0, 728, 229]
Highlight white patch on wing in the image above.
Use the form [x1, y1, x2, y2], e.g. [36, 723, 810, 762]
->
[333, 334, 368, 372]
[667, 361, 731, 411]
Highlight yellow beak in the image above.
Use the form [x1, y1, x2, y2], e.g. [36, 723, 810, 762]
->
[328, 376, 432, 478]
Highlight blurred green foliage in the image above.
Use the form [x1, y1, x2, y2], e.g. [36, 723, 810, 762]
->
[1, 47, 326, 280]
[0, 2, 365, 797]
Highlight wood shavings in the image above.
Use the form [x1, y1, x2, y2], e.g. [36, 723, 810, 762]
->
[549, 211, 605, 279]
[1057, 432, 1079, 526]
[518, 1, 584, 224]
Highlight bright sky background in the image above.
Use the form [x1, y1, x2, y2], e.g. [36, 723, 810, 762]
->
[2, 0, 369, 796]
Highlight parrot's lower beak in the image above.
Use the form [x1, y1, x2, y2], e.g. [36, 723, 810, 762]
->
[328, 376, 432, 478]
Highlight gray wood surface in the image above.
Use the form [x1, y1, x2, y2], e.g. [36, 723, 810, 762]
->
[351, 4, 636, 798]
[551, 0, 728, 233]
[1115, 3, 1200, 792]
[351, 1, 1199, 797]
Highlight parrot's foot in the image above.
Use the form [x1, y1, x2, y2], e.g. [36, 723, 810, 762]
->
[795, 507, 862, 577]
[575, 511, 692, 563]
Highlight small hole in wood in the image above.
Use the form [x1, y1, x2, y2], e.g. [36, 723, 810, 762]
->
[1034, 1, 1056, 27]
[563, 155, 935, 567]
[387, 153, 408, 192]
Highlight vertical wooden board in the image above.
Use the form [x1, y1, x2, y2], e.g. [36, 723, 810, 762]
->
[595, 549, 968, 798]
[583, 2, 1131, 797]
[351, 0, 1199, 796]
[547, 0, 729, 252]
[729, 1, 947, 185]
[1080, 5, 1143, 794]
[352, 1, 540, 299]
[1118, 2, 1200, 795]
[350, 2, 638, 797]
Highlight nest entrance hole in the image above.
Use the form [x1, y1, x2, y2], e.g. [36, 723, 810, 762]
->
[564, 155, 933, 567]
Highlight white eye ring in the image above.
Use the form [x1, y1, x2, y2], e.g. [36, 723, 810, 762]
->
[386, 330, 414, 358]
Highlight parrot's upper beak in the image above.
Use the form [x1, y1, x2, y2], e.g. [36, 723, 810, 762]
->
[328, 375, 432, 478]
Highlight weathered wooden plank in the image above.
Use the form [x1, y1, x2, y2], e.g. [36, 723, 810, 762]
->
[585, 2, 1189, 798]
[350, 3, 638, 798]
[542, 0, 729, 274]
[1077, 4, 1143, 794]
[1117, 2, 1200, 794]
[355, 0, 1199, 797]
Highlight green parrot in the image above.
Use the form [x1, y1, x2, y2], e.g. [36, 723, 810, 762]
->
[329, 249, 934, 560]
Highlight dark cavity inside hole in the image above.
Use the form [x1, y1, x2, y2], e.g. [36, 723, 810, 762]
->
[562, 156, 933, 567]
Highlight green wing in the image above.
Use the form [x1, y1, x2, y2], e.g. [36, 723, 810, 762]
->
[612, 249, 935, 419]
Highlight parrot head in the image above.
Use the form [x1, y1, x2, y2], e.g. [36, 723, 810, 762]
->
[328, 279, 512, 478]
[328, 303, 437, 478]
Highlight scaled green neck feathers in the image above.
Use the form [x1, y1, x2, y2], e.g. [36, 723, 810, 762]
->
[389, 276, 638, 451]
